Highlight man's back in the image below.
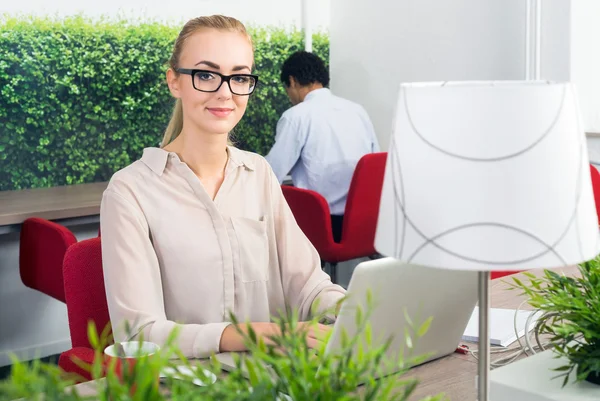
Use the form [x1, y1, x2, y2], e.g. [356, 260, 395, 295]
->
[267, 88, 379, 215]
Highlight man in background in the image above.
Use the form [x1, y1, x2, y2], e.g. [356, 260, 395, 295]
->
[266, 51, 380, 243]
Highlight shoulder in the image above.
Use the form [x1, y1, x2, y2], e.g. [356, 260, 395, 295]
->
[106, 147, 166, 195]
[229, 147, 272, 175]
[334, 95, 373, 124]
[103, 153, 158, 208]
[105, 162, 139, 192]
[281, 102, 311, 121]
[229, 147, 280, 189]
[332, 93, 366, 111]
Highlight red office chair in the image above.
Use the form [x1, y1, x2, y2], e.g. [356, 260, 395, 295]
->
[283, 153, 387, 283]
[58, 237, 111, 382]
[19, 218, 78, 302]
[590, 164, 600, 225]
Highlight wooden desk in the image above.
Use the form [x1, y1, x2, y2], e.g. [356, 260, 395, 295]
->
[72, 267, 577, 400]
[0, 182, 107, 233]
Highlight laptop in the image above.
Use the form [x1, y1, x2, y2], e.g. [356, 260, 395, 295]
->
[213, 257, 478, 379]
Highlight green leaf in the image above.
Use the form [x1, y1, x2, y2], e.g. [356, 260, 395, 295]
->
[417, 316, 434, 337]
[403, 308, 414, 328]
[87, 321, 99, 349]
[404, 327, 413, 349]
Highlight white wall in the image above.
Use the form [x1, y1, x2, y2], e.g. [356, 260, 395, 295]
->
[540, 0, 570, 81]
[571, 0, 600, 133]
[540, 0, 600, 134]
[330, 0, 527, 150]
[331, 0, 600, 150]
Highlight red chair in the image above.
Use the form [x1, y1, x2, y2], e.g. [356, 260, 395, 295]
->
[19, 218, 78, 302]
[58, 237, 111, 382]
[490, 271, 518, 280]
[590, 164, 600, 225]
[283, 153, 387, 283]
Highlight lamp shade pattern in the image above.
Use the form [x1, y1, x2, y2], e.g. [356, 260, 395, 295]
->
[375, 81, 600, 271]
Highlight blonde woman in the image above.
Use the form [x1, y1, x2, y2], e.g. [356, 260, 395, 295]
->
[100, 15, 345, 358]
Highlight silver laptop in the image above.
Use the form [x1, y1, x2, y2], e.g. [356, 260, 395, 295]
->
[213, 257, 478, 378]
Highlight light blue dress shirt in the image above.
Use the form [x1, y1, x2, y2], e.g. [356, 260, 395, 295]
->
[265, 88, 380, 215]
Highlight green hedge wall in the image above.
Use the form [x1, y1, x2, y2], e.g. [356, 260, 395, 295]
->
[0, 16, 329, 191]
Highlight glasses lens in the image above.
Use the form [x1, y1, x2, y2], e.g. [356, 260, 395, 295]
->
[192, 71, 257, 95]
[229, 75, 257, 95]
[193, 71, 222, 92]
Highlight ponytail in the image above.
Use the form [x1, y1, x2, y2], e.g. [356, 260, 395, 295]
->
[161, 99, 183, 148]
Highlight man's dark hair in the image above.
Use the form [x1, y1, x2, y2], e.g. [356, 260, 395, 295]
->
[280, 51, 330, 88]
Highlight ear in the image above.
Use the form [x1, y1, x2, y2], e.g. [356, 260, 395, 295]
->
[166, 68, 182, 98]
[288, 76, 298, 89]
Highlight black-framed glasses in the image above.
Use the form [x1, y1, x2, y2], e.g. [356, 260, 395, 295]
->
[176, 68, 259, 96]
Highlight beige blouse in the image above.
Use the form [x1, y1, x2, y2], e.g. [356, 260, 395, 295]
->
[100, 146, 345, 358]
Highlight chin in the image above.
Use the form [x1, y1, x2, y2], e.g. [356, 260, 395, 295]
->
[203, 121, 237, 136]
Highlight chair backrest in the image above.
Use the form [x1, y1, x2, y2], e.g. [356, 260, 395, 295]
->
[590, 164, 600, 225]
[19, 218, 77, 302]
[63, 237, 111, 349]
[281, 185, 337, 259]
[341, 152, 388, 253]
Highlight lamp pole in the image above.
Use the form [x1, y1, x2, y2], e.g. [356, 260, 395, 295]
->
[525, 0, 542, 80]
[301, 0, 312, 52]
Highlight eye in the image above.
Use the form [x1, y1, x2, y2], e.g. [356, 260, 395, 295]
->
[196, 72, 217, 81]
[232, 76, 251, 84]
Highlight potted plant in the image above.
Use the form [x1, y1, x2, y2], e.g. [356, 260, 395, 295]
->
[510, 257, 600, 386]
[0, 300, 445, 400]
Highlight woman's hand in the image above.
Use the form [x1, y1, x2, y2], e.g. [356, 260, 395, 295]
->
[219, 322, 274, 352]
[219, 321, 332, 352]
[296, 322, 332, 349]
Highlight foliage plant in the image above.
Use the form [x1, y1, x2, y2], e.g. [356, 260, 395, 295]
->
[0, 297, 445, 400]
[511, 257, 600, 385]
[0, 15, 329, 191]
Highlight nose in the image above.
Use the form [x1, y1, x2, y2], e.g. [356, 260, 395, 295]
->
[216, 78, 233, 99]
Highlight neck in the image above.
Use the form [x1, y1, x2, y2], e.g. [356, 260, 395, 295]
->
[298, 83, 324, 102]
[165, 126, 229, 178]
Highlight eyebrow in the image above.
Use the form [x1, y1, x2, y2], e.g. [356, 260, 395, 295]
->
[194, 60, 251, 72]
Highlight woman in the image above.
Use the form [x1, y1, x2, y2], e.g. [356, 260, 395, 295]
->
[100, 15, 345, 359]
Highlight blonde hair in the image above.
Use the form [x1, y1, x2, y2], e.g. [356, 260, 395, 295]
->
[161, 15, 253, 148]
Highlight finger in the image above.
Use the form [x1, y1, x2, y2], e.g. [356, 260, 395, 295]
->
[312, 325, 332, 337]
[316, 324, 332, 332]
[306, 338, 327, 349]
[307, 329, 330, 343]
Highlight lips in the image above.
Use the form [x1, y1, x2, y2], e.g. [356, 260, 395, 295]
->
[207, 107, 234, 118]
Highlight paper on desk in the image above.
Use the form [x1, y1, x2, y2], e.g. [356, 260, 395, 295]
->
[462, 307, 541, 347]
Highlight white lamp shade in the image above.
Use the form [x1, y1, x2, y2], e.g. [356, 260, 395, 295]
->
[375, 81, 600, 271]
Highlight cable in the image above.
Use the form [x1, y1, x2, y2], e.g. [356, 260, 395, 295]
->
[535, 315, 547, 351]
[470, 340, 551, 368]
[468, 308, 586, 369]
[523, 305, 540, 355]
[514, 300, 531, 357]
[468, 305, 552, 368]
